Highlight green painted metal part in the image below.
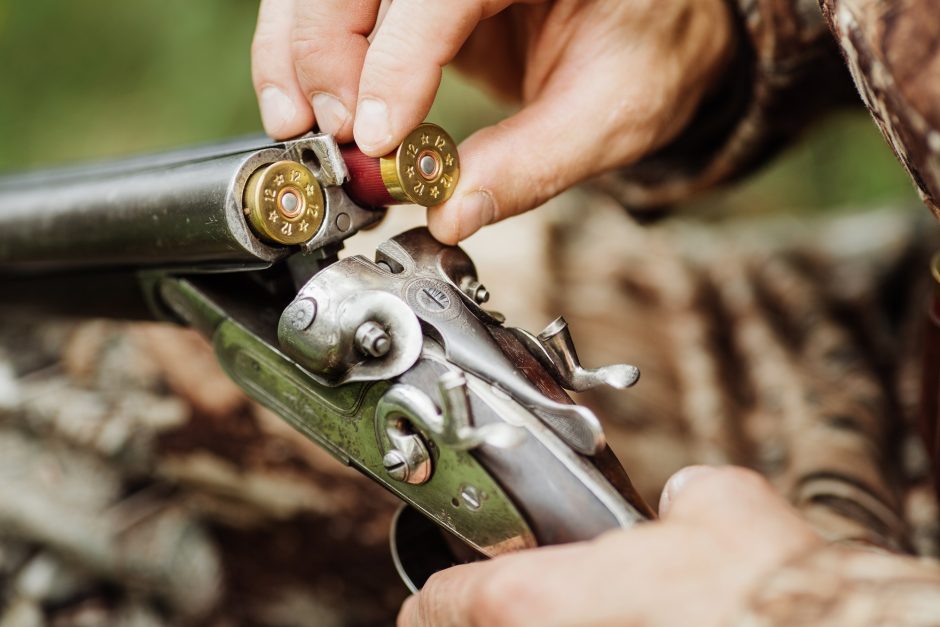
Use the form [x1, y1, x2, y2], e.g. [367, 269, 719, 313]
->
[154, 274, 535, 554]
[206, 307, 535, 556]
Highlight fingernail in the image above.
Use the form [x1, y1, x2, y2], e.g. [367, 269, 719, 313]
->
[312, 92, 350, 136]
[259, 86, 296, 138]
[456, 190, 496, 240]
[659, 465, 717, 517]
[354, 97, 392, 152]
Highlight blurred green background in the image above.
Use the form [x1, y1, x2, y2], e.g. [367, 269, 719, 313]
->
[0, 0, 920, 215]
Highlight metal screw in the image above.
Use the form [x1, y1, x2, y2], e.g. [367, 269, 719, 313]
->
[383, 451, 409, 482]
[460, 277, 490, 305]
[283, 298, 317, 331]
[459, 485, 483, 510]
[356, 321, 391, 357]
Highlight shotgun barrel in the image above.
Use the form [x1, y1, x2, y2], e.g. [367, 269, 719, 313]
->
[0, 138, 298, 273]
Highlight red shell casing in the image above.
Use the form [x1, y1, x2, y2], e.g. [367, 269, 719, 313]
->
[340, 145, 395, 208]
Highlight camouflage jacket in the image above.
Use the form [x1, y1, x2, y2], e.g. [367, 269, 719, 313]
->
[2, 2, 940, 626]
[604, 0, 940, 221]
[596, 0, 940, 623]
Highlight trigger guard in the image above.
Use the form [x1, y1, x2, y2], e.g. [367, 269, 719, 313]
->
[390, 504, 485, 593]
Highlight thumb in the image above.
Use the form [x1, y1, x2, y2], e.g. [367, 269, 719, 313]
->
[659, 466, 799, 529]
[658, 465, 721, 518]
[425, 100, 571, 244]
[426, 82, 653, 244]
[657, 465, 823, 599]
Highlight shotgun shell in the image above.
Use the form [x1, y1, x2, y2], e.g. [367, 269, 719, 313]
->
[341, 123, 459, 208]
[243, 160, 325, 245]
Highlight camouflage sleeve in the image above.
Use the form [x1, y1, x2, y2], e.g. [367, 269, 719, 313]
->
[818, 0, 940, 216]
[732, 545, 940, 626]
[593, 0, 862, 213]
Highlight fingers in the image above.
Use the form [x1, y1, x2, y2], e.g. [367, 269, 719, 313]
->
[424, 101, 571, 244]
[256, 0, 516, 148]
[251, 0, 313, 139]
[421, 0, 736, 244]
[354, 0, 518, 155]
[425, 71, 656, 244]
[658, 466, 819, 550]
[396, 544, 599, 627]
[253, 0, 382, 140]
[291, 0, 381, 141]
[398, 467, 818, 627]
[397, 563, 480, 627]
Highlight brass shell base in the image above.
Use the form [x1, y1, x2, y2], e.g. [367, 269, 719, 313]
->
[243, 161, 325, 245]
[380, 124, 459, 207]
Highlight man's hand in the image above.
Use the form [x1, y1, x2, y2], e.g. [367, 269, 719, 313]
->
[251, 0, 734, 243]
[397, 467, 822, 627]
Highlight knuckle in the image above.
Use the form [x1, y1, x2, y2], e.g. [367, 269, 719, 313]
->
[364, 43, 413, 86]
[413, 572, 449, 625]
[290, 32, 329, 71]
[415, 569, 477, 625]
[250, 36, 278, 84]
[249, 34, 267, 61]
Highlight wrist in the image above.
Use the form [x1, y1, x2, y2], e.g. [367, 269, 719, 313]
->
[730, 543, 940, 626]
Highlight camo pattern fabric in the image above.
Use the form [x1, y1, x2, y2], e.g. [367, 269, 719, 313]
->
[2, 205, 940, 624]
[733, 545, 940, 625]
[0, 320, 405, 626]
[819, 0, 940, 216]
[599, 0, 940, 218]
[547, 198, 940, 626]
